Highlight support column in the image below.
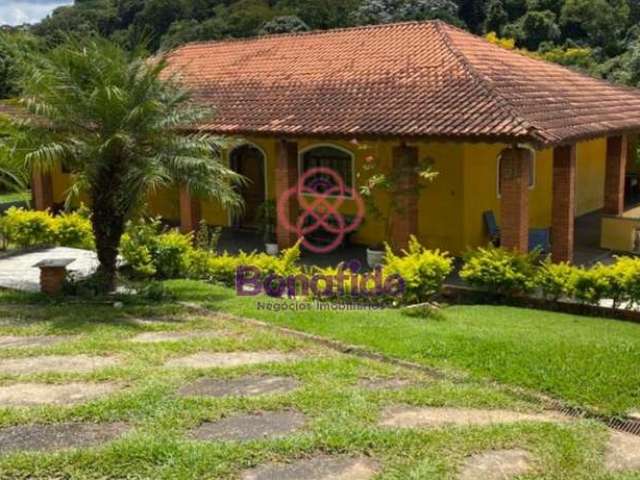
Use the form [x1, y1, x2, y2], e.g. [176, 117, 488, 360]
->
[179, 185, 201, 234]
[500, 147, 530, 253]
[31, 170, 53, 211]
[604, 135, 627, 215]
[390, 144, 418, 251]
[552, 144, 576, 263]
[275, 139, 299, 249]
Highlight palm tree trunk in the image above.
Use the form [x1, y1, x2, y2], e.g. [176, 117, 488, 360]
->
[92, 205, 125, 293]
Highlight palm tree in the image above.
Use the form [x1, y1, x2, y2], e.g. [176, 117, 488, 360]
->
[5, 37, 243, 291]
[0, 117, 30, 196]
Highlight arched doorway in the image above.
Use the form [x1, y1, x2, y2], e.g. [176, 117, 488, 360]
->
[230, 144, 266, 229]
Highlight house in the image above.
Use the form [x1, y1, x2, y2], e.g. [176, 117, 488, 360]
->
[34, 21, 640, 263]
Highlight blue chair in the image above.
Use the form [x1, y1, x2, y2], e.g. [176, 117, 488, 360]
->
[483, 211, 551, 253]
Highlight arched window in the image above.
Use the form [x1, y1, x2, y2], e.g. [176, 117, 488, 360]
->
[497, 149, 536, 196]
[299, 145, 354, 197]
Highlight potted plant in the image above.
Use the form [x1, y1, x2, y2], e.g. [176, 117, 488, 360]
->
[359, 152, 438, 268]
[256, 200, 278, 255]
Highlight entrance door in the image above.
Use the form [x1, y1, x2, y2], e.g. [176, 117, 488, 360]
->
[230, 145, 266, 228]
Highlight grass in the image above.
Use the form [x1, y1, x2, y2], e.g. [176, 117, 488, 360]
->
[0, 190, 30, 204]
[164, 280, 640, 416]
[0, 300, 615, 479]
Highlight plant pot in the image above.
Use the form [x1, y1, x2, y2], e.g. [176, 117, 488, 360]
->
[366, 248, 385, 268]
[265, 243, 279, 256]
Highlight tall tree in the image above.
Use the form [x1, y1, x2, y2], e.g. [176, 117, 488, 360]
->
[484, 0, 508, 34]
[6, 38, 243, 290]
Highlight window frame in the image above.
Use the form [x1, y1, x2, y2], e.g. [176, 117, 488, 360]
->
[298, 144, 356, 199]
[496, 147, 536, 198]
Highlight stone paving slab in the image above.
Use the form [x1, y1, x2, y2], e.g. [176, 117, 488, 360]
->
[0, 335, 73, 349]
[605, 431, 640, 472]
[164, 352, 301, 369]
[131, 331, 222, 343]
[458, 449, 532, 480]
[190, 410, 306, 442]
[178, 375, 301, 398]
[0, 382, 120, 406]
[0, 355, 120, 375]
[379, 406, 569, 428]
[241, 455, 379, 480]
[0, 422, 129, 454]
[0, 247, 99, 292]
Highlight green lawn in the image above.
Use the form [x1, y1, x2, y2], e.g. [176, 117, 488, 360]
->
[0, 190, 30, 204]
[0, 300, 611, 479]
[165, 280, 640, 416]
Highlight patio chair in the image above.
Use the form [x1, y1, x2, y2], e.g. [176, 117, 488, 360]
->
[483, 210, 551, 253]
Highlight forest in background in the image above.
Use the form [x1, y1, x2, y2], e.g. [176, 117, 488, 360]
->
[2, 0, 640, 99]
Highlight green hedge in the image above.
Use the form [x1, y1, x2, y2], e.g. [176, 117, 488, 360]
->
[0, 207, 94, 250]
[461, 245, 640, 308]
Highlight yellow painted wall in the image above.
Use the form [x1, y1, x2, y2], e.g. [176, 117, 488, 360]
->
[601, 216, 640, 252]
[575, 138, 606, 216]
[148, 186, 179, 221]
[52, 165, 71, 204]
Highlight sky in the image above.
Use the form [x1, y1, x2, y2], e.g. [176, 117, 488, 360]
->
[0, 0, 73, 26]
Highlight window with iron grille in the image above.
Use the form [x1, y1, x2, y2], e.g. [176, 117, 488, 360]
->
[299, 145, 354, 197]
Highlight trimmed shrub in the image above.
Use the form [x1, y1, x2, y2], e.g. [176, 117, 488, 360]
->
[0, 207, 56, 247]
[120, 218, 194, 279]
[613, 256, 640, 307]
[384, 236, 452, 304]
[536, 259, 577, 301]
[185, 241, 302, 285]
[0, 207, 95, 250]
[119, 218, 161, 278]
[54, 210, 94, 249]
[460, 246, 539, 295]
[572, 264, 614, 306]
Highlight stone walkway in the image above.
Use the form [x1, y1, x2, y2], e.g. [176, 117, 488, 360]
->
[0, 422, 128, 454]
[458, 449, 532, 480]
[0, 320, 638, 479]
[178, 375, 301, 398]
[0, 354, 119, 375]
[378, 406, 569, 428]
[190, 410, 306, 442]
[241, 456, 379, 480]
[0, 247, 99, 292]
[0, 382, 120, 406]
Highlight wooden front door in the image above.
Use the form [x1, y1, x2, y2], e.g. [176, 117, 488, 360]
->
[230, 145, 266, 228]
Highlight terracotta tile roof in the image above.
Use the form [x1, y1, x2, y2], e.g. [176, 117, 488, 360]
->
[166, 21, 640, 146]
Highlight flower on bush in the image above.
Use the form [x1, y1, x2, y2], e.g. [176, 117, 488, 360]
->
[384, 236, 452, 304]
[460, 246, 539, 295]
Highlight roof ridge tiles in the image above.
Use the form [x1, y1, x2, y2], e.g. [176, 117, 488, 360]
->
[167, 20, 444, 53]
